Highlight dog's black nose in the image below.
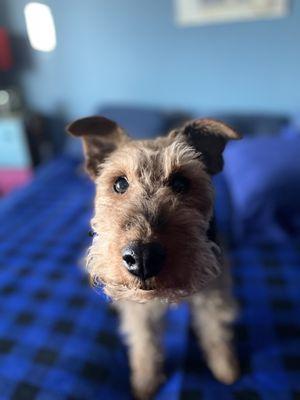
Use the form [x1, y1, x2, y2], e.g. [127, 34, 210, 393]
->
[122, 242, 165, 280]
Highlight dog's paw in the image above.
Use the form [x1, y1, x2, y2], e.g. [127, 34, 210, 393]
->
[131, 371, 165, 400]
[207, 345, 240, 385]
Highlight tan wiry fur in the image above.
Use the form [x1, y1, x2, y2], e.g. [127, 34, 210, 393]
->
[67, 116, 241, 399]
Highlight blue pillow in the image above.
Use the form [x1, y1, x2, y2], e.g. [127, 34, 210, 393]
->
[213, 173, 233, 244]
[224, 135, 300, 244]
[99, 105, 169, 139]
[281, 114, 300, 138]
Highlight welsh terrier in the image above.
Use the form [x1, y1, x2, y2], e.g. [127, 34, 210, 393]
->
[67, 116, 241, 399]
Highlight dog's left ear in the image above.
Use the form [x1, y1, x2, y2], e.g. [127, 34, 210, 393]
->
[169, 119, 241, 175]
[66, 116, 128, 178]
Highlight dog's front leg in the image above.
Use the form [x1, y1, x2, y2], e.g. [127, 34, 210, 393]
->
[189, 272, 239, 385]
[117, 300, 167, 400]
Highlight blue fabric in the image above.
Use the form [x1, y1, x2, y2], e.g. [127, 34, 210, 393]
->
[0, 157, 300, 399]
[213, 173, 234, 245]
[281, 114, 300, 138]
[224, 135, 300, 244]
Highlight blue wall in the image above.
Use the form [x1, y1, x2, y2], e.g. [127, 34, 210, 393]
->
[5, 0, 300, 119]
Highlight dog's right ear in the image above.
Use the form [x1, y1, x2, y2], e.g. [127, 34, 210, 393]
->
[169, 119, 241, 175]
[66, 116, 128, 179]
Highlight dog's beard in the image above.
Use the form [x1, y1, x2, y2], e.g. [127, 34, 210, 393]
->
[86, 236, 222, 303]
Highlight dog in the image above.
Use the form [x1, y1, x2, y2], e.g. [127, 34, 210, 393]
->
[67, 116, 241, 399]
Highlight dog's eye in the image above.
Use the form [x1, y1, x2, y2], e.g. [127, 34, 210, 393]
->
[169, 173, 189, 194]
[114, 176, 129, 194]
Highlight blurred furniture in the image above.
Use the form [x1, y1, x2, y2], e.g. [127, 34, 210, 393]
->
[0, 111, 67, 196]
[24, 112, 66, 167]
[203, 113, 289, 136]
[0, 27, 13, 72]
[0, 114, 32, 195]
[0, 88, 22, 114]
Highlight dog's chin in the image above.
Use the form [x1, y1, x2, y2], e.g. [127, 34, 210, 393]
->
[96, 278, 210, 304]
[90, 258, 221, 303]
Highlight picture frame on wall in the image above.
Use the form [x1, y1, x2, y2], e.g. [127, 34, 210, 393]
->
[174, 0, 289, 26]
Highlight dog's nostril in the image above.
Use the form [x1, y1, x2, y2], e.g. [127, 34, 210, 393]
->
[123, 254, 136, 267]
[122, 242, 165, 280]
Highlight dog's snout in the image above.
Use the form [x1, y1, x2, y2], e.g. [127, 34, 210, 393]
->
[122, 242, 165, 280]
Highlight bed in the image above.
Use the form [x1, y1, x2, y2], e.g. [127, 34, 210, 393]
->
[0, 154, 300, 400]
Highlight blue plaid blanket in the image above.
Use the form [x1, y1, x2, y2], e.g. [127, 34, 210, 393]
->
[0, 157, 299, 400]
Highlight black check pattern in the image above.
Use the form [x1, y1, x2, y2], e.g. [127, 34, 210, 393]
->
[0, 156, 300, 399]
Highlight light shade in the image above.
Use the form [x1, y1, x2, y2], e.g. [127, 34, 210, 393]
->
[24, 2, 56, 52]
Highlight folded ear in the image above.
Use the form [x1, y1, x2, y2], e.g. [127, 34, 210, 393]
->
[66, 116, 128, 178]
[169, 118, 241, 175]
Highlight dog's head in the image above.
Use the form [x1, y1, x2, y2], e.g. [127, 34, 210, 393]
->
[67, 116, 240, 302]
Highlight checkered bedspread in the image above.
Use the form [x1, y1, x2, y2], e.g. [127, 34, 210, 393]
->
[0, 156, 299, 400]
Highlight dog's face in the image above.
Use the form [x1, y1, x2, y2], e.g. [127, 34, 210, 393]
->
[67, 116, 240, 302]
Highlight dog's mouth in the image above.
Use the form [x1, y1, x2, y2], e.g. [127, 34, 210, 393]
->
[93, 274, 201, 303]
[138, 278, 156, 291]
[92, 275, 217, 304]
